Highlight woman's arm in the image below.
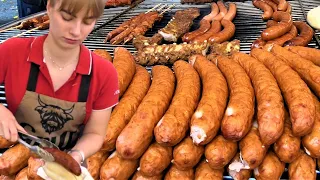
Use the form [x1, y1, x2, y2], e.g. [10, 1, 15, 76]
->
[69, 108, 112, 164]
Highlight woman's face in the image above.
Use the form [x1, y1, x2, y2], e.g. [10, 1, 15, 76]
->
[47, 0, 97, 49]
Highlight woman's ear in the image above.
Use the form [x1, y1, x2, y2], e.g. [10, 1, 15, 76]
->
[46, 0, 52, 13]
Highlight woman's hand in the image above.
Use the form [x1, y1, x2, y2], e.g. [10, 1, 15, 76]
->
[69, 151, 83, 165]
[0, 104, 27, 142]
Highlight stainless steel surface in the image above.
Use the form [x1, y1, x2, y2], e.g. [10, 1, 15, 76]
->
[18, 137, 55, 162]
[18, 131, 59, 149]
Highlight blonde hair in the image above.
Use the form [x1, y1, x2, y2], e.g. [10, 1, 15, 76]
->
[49, 0, 106, 18]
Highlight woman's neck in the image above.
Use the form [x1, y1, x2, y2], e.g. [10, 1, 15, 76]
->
[43, 34, 80, 64]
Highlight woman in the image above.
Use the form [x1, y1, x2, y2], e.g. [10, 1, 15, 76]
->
[0, 0, 119, 165]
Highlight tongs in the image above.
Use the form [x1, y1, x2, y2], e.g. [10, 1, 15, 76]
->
[18, 131, 58, 162]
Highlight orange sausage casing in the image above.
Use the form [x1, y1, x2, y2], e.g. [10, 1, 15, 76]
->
[139, 143, 172, 176]
[113, 47, 136, 97]
[42, 147, 81, 176]
[273, 112, 301, 163]
[284, 21, 314, 47]
[232, 52, 284, 146]
[0, 144, 30, 176]
[213, 1, 227, 21]
[0, 137, 15, 149]
[251, 48, 315, 137]
[205, 135, 238, 170]
[284, 46, 320, 66]
[261, 0, 278, 12]
[252, 0, 273, 20]
[189, 55, 228, 145]
[253, 151, 285, 180]
[276, 0, 288, 11]
[239, 125, 269, 169]
[288, 151, 316, 180]
[164, 164, 194, 180]
[27, 156, 44, 180]
[302, 95, 320, 158]
[215, 55, 255, 141]
[86, 150, 109, 180]
[251, 38, 266, 49]
[182, 19, 211, 43]
[223, 3, 237, 21]
[154, 61, 200, 146]
[172, 137, 204, 170]
[116, 65, 175, 160]
[100, 152, 139, 180]
[266, 24, 298, 46]
[102, 65, 151, 151]
[228, 153, 252, 180]
[195, 160, 224, 180]
[269, 44, 320, 98]
[15, 167, 28, 180]
[203, 3, 219, 21]
[208, 19, 236, 44]
[261, 11, 292, 41]
[93, 49, 113, 62]
[191, 20, 221, 44]
[132, 171, 163, 180]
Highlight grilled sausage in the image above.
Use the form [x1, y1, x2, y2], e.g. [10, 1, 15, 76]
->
[213, 1, 228, 21]
[288, 151, 316, 180]
[266, 19, 278, 27]
[195, 160, 224, 180]
[205, 135, 238, 170]
[273, 111, 301, 163]
[252, 0, 274, 20]
[27, 156, 44, 180]
[251, 38, 266, 49]
[164, 164, 194, 180]
[232, 52, 284, 146]
[228, 153, 252, 180]
[0, 136, 15, 149]
[266, 24, 298, 46]
[276, 0, 288, 11]
[15, 167, 28, 180]
[0, 144, 30, 176]
[86, 150, 109, 180]
[253, 151, 285, 180]
[223, 3, 237, 21]
[203, 2, 219, 21]
[215, 55, 255, 141]
[284, 21, 314, 47]
[261, 11, 292, 41]
[42, 147, 81, 176]
[132, 171, 163, 180]
[93, 49, 112, 62]
[286, 2, 292, 13]
[189, 55, 228, 145]
[191, 20, 221, 44]
[154, 61, 201, 146]
[208, 19, 236, 44]
[139, 143, 172, 176]
[251, 48, 315, 137]
[113, 47, 136, 97]
[284, 46, 320, 66]
[172, 137, 204, 170]
[100, 151, 139, 180]
[261, 0, 278, 12]
[182, 19, 211, 43]
[116, 65, 175, 160]
[102, 65, 151, 151]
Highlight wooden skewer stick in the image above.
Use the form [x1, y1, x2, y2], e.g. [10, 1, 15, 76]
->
[160, 4, 175, 15]
[13, 26, 41, 38]
[156, 4, 168, 12]
[0, 24, 23, 33]
[146, 3, 162, 13]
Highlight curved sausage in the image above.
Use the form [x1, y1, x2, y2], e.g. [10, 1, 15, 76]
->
[172, 137, 204, 170]
[284, 46, 320, 66]
[27, 156, 45, 180]
[215, 55, 255, 141]
[182, 19, 211, 43]
[0, 136, 15, 149]
[254, 151, 285, 180]
[261, 0, 278, 12]
[195, 160, 224, 180]
[42, 147, 81, 176]
[286, 2, 292, 14]
[116, 65, 175, 160]
[139, 143, 172, 176]
[208, 19, 236, 44]
[266, 19, 278, 27]
[228, 153, 252, 180]
[277, 0, 288, 11]
[113, 47, 136, 97]
[154, 61, 200, 146]
[266, 24, 298, 46]
[213, 1, 227, 21]
[251, 38, 266, 49]
[252, 0, 274, 20]
[191, 20, 221, 44]
[261, 11, 293, 41]
[284, 21, 314, 47]
[232, 52, 285, 146]
[189, 55, 228, 145]
[203, 2, 219, 21]
[251, 48, 315, 137]
[132, 171, 163, 180]
[0, 144, 30, 176]
[102, 65, 151, 151]
[86, 150, 109, 180]
[93, 49, 112, 62]
[223, 3, 237, 21]
[164, 164, 194, 180]
[288, 151, 316, 180]
[15, 167, 28, 180]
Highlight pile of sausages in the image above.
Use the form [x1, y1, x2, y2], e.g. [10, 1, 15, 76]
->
[252, 0, 314, 48]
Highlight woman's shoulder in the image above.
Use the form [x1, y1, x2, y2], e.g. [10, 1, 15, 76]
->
[1, 36, 35, 49]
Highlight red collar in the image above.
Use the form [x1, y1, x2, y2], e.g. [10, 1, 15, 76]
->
[27, 35, 92, 75]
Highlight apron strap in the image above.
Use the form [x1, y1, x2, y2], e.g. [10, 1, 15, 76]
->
[26, 63, 92, 102]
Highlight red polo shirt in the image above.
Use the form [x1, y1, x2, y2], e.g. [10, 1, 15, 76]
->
[0, 35, 119, 124]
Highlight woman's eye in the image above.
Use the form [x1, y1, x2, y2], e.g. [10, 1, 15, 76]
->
[61, 12, 73, 21]
[83, 20, 94, 25]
